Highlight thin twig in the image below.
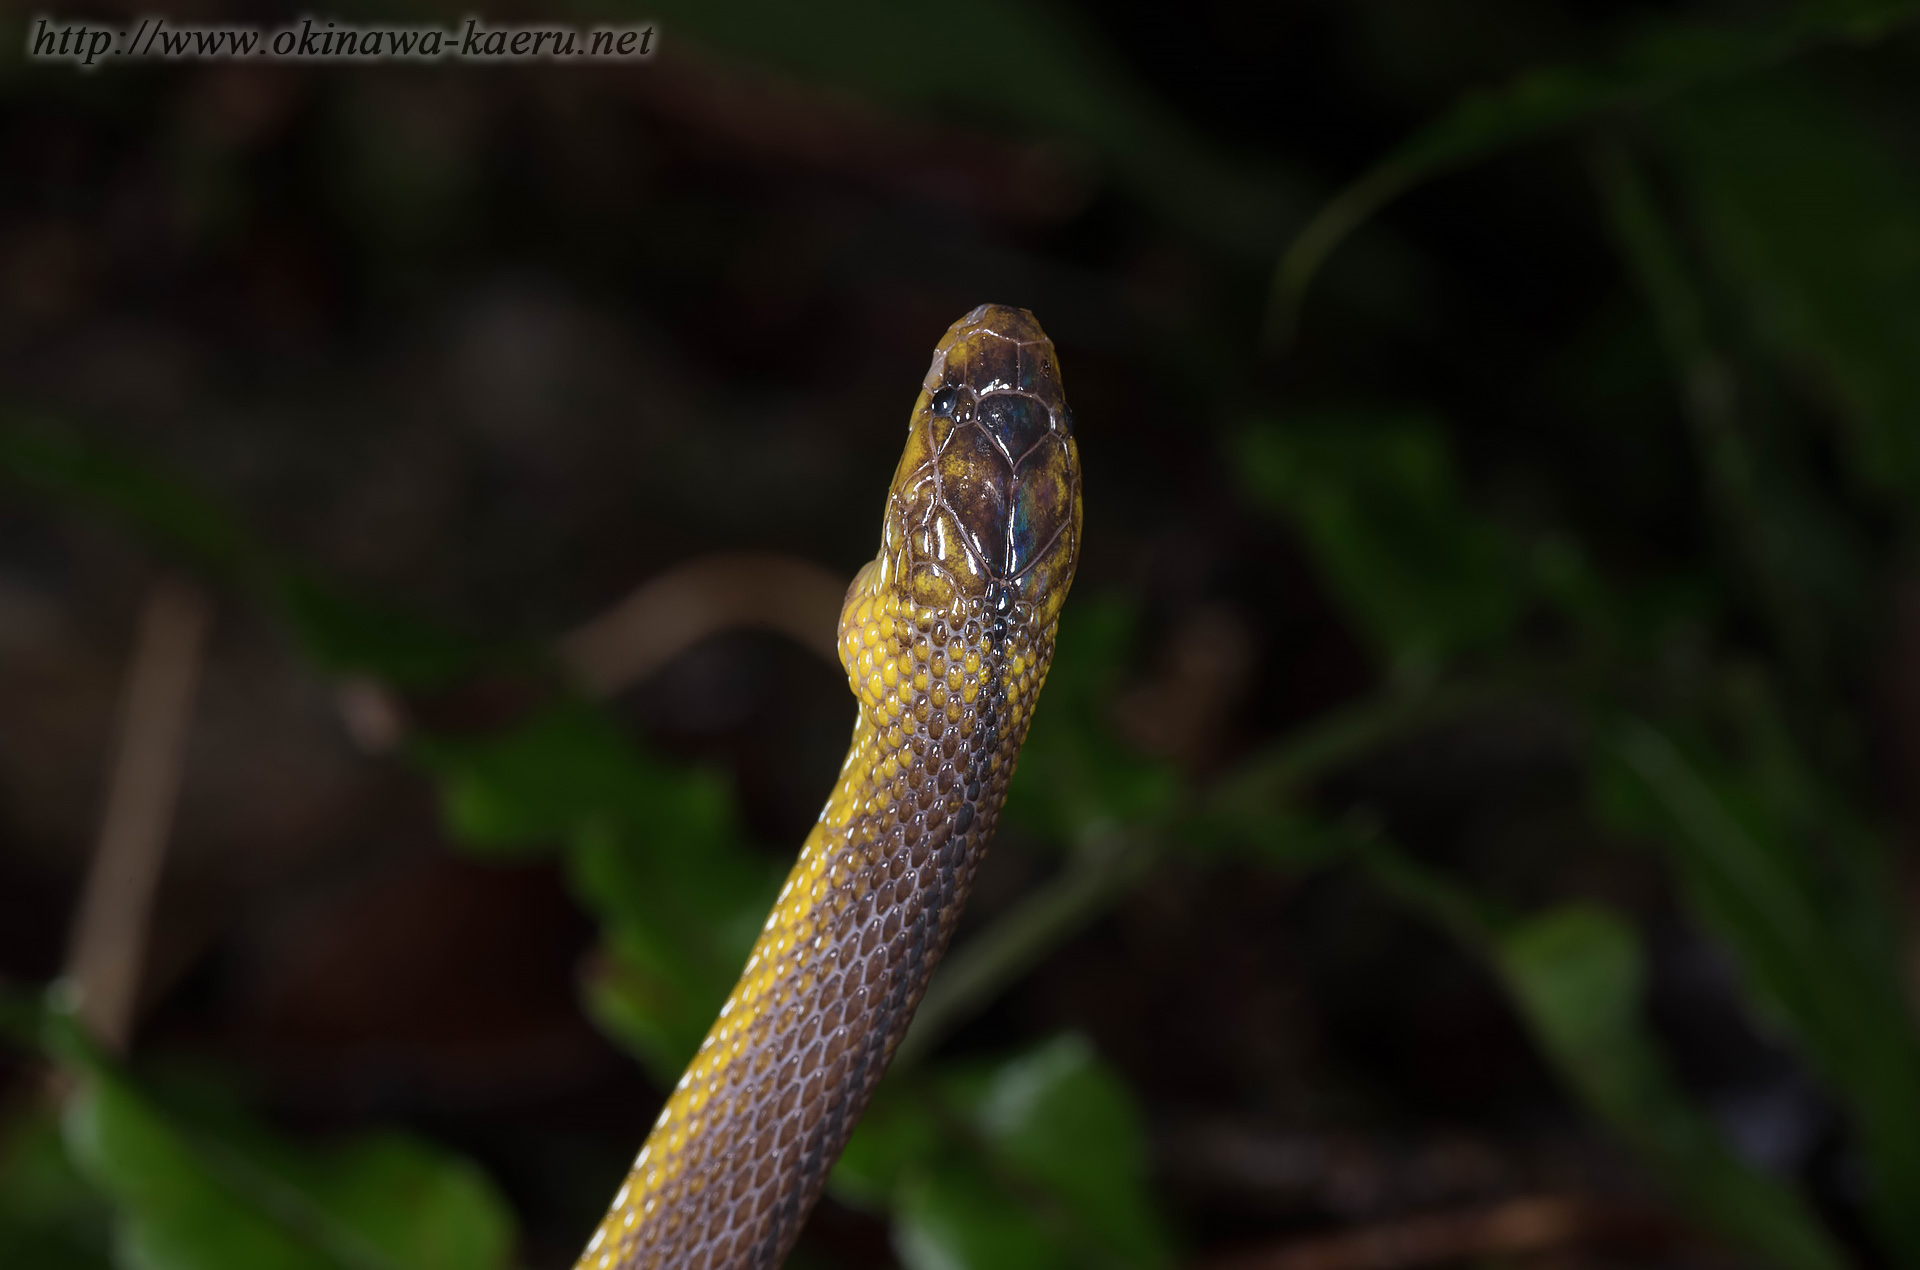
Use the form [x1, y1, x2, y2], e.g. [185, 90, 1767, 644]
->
[556, 551, 845, 697]
[1263, 5, 1920, 352]
[899, 680, 1534, 1067]
[335, 551, 848, 751]
[64, 576, 210, 1053]
[896, 829, 1160, 1070]
[1208, 677, 1512, 815]
[335, 546, 1538, 1076]
[1196, 1195, 1662, 1270]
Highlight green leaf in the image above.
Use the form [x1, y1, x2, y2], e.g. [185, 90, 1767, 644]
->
[1656, 70, 1920, 511]
[0, 1101, 112, 1270]
[573, 820, 781, 1080]
[1592, 139, 1871, 685]
[955, 1036, 1170, 1267]
[1359, 846, 1849, 1270]
[1270, 0, 1920, 341]
[0, 420, 264, 578]
[1496, 906, 1848, 1270]
[0, 984, 41, 1051]
[288, 1138, 514, 1270]
[417, 699, 783, 1078]
[892, 1159, 1063, 1270]
[60, 1067, 514, 1270]
[269, 573, 482, 688]
[1005, 597, 1179, 845]
[835, 1037, 1172, 1270]
[1599, 715, 1920, 1262]
[1235, 415, 1523, 673]
[829, 1086, 945, 1213]
[0, 418, 782, 1082]
[413, 702, 676, 853]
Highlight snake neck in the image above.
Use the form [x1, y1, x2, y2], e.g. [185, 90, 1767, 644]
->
[579, 575, 1054, 1270]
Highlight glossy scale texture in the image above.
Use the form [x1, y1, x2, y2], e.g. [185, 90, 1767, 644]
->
[576, 305, 1082, 1270]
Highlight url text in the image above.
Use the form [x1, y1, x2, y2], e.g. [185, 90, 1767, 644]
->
[27, 15, 659, 69]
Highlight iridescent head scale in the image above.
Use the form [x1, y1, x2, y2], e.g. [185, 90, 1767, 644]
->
[577, 304, 1082, 1270]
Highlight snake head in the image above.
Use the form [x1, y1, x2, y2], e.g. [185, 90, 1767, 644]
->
[872, 304, 1082, 632]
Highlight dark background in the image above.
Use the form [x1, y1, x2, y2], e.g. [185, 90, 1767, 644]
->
[5, 2, 1920, 1268]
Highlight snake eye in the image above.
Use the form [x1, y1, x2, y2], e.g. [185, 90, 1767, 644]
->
[930, 386, 959, 417]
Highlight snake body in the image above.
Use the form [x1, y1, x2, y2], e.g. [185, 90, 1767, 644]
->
[576, 305, 1082, 1270]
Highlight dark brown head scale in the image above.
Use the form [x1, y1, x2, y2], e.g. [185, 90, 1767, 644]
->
[885, 304, 1082, 627]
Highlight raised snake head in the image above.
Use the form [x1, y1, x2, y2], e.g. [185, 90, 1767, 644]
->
[868, 303, 1083, 634]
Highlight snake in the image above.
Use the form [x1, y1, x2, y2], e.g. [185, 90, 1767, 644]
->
[573, 304, 1083, 1270]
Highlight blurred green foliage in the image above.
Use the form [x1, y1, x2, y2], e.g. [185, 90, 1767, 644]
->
[1236, 415, 1525, 675]
[1271, 0, 1920, 340]
[2, 1000, 516, 1270]
[1659, 71, 1920, 509]
[834, 1036, 1170, 1270]
[9, 0, 1920, 1266]
[1598, 715, 1920, 1258]
[1000, 598, 1180, 846]
[1240, 10, 1920, 1257]
[415, 702, 782, 1084]
[0, 423, 484, 688]
[0, 1101, 111, 1270]
[1495, 905, 1844, 1270]
[1360, 853, 1849, 1270]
